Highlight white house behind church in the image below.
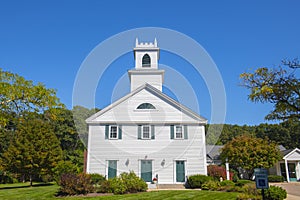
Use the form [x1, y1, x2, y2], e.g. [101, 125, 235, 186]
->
[86, 39, 207, 184]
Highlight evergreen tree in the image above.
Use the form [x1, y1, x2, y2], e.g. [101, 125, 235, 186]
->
[1, 117, 62, 186]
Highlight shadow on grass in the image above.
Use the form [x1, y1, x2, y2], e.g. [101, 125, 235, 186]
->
[0, 182, 54, 190]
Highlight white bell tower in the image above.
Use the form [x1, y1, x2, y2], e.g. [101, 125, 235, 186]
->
[128, 38, 164, 91]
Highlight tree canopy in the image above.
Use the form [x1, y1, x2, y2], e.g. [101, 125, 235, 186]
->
[240, 59, 300, 121]
[220, 135, 282, 179]
[0, 68, 63, 127]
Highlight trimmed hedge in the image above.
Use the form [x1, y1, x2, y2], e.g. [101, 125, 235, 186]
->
[187, 175, 212, 188]
[268, 175, 284, 182]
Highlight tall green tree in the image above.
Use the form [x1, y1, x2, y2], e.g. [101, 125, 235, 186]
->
[1, 116, 63, 186]
[220, 135, 282, 179]
[48, 108, 84, 172]
[240, 59, 300, 121]
[72, 105, 99, 146]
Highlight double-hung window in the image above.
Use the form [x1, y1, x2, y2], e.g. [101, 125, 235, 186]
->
[170, 125, 188, 140]
[175, 125, 183, 139]
[105, 125, 122, 140]
[138, 125, 155, 140]
[110, 125, 118, 139]
[142, 125, 150, 139]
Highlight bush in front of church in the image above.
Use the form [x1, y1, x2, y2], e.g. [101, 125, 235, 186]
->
[96, 171, 147, 194]
[187, 174, 212, 188]
[58, 173, 94, 195]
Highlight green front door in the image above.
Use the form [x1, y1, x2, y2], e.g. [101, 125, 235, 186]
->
[108, 160, 117, 179]
[176, 161, 185, 182]
[141, 160, 152, 182]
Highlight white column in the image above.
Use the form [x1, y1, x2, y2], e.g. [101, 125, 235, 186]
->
[285, 159, 290, 182]
[226, 158, 230, 180]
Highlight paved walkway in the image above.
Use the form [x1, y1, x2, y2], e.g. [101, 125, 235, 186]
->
[270, 182, 300, 200]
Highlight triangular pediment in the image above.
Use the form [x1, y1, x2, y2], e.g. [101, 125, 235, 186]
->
[86, 84, 207, 124]
[283, 148, 300, 161]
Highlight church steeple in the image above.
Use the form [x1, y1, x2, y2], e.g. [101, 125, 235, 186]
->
[128, 38, 164, 91]
[133, 38, 159, 69]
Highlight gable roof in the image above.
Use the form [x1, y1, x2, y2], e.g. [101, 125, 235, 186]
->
[206, 145, 223, 160]
[86, 83, 207, 124]
[283, 148, 300, 160]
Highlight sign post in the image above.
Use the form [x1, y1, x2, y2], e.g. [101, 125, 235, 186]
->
[254, 168, 269, 200]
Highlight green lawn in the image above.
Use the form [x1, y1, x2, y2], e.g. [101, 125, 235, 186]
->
[0, 183, 239, 200]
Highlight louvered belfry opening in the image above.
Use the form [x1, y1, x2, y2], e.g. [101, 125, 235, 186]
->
[142, 54, 151, 67]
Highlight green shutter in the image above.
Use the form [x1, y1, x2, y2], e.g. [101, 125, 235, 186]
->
[170, 125, 174, 139]
[151, 125, 155, 139]
[184, 125, 188, 139]
[118, 125, 122, 139]
[138, 125, 142, 139]
[105, 125, 109, 139]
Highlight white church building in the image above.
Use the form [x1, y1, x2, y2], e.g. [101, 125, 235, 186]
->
[86, 39, 207, 184]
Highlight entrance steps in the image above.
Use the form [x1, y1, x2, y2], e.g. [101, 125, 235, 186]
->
[147, 183, 185, 190]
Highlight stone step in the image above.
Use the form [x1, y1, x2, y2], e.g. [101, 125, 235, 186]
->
[157, 184, 185, 189]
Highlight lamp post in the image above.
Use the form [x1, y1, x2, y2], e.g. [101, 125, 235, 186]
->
[225, 158, 230, 180]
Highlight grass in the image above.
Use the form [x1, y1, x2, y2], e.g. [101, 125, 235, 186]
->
[0, 182, 239, 200]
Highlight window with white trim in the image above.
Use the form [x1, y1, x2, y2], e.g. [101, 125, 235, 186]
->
[110, 125, 118, 139]
[175, 125, 183, 139]
[170, 125, 188, 140]
[142, 125, 150, 139]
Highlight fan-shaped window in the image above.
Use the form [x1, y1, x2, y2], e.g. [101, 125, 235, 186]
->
[142, 54, 151, 67]
[137, 103, 156, 109]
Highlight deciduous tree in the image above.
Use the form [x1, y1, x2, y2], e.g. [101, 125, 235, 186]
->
[240, 59, 300, 121]
[220, 135, 282, 179]
[0, 68, 63, 127]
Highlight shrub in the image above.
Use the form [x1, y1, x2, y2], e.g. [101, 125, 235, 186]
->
[187, 174, 212, 188]
[0, 171, 18, 184]
[52, 161, 78, 184]
[98, 171, 147, 195]
[233, 172, 239, 182]
[109, 178, 127, 195]
[90, 173, 106, 185]
[58, 173, 94, 195]
[96, 180, 112, 193]
[201, 180, 220, 190]
[120, 171, 147, 193]
[236, 183, 261, 200]
[235, 179, 253, 187]
[242, 183, 260, 196]
[268, 175, 284, 182]
[220, 180, 235, 186]
[264, 186, 287, 200]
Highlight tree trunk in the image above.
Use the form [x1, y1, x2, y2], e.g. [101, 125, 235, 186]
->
[30, 174, 32, 187]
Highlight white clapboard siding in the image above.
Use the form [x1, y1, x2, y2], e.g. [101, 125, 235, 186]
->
[87, 124, 206, 183]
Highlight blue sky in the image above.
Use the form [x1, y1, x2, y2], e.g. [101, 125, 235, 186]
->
[1, 1, 300, 125]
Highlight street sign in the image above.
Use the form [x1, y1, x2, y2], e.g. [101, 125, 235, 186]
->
[254, 168, 269, 189]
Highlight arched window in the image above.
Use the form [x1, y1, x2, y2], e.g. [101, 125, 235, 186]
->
[142, 54, 151, 67]
[137, 103, 156, 109]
